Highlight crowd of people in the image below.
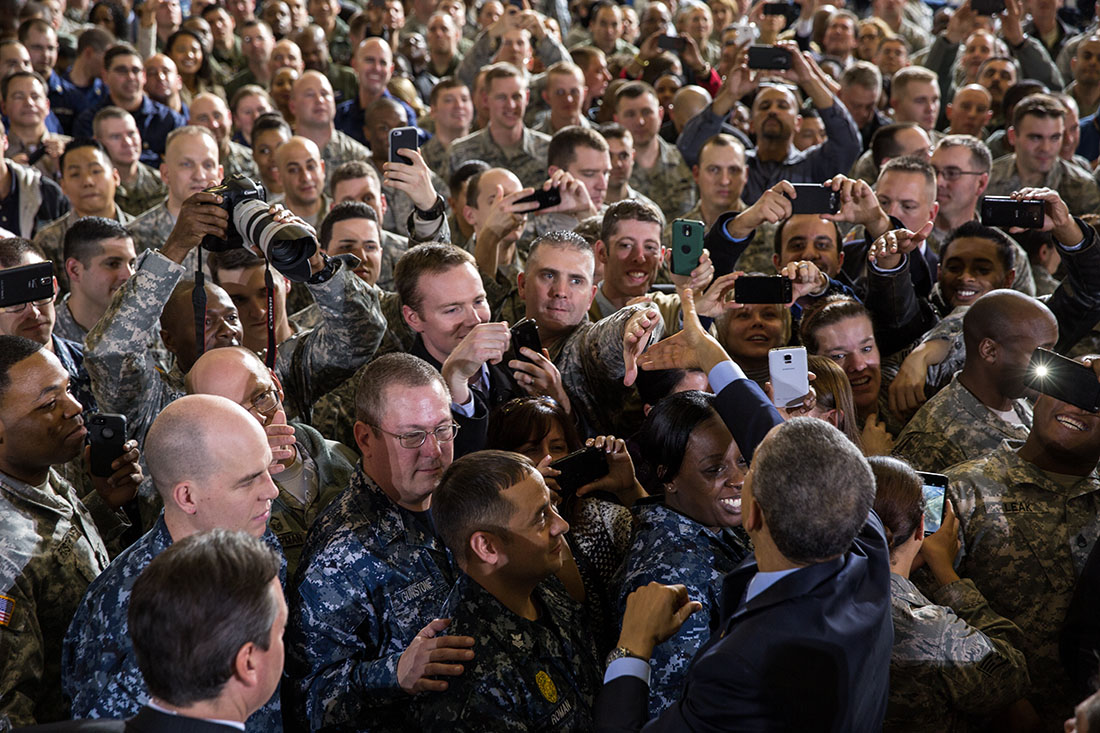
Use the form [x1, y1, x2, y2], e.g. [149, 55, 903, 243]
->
[5, 0, 1100, 728]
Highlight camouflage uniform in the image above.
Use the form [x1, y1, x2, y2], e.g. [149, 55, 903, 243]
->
[125, 203, 178, 257]
[381, 171, 449, 238]
[455, 29, 569, 93]
[449, 127, 552, 190]
[531, 113, 591, 136]
[224, 139, 261, 180]
[414, 574, 601, 732]
[628, 136, 697, 221]
[115, 163, 168, 219]
[884, 573, 1030, 733]
[419, 134, 450, 176]
[285, 466, 457, 731]
[271, 422, 358, 579]
[893, 374, 1032, 473]
[322, 129, 372, 186]
[60, 514, 286, 730]
[34, 208, 135, 285]
[0, 469, 125, 726]
[985, 155, 1100, 218]
[379, 229, 411, 293]
[612, 184, 662, 215]
[946, 440, 1100, 727]
[52, 293, 85, 343]
[611, 498, 752, 719]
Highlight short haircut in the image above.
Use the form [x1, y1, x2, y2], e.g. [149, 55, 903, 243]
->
[573, 214, 603, 245]
[526, 229, 594, 272]
[354, 352, 449, 425]
[977, 55, 1021, 80]
[1001, 80, 1049, 119]
[165, 124, 217, 151]
[752, 417, 875, 563]
[869, 122, 922, 168]
[774, 216, 842, 257]
[63, 216, 131, 266]
[878, 35, 910, 53]
[483, 61, 524, 90]
[17, 16, 51, 41]
[463, 168, 493, 209]
[328, 158, 380, 194]
[799, 295, 872, 353]
[827, 8, 858, 29]
[878, 155, 936, 204]
[570, 46, 605, 71]
[128, 529, 281, 707]
[428, 76, 467, 107]
[547, 125, 608, 170]
[942, 219, 1014, 270]
[206, 248, 264, 283]
[77, 25, 113, 54]
[394, 242, 476, 313]
[92, 105, 135, 139]
[600, 199, 663, 243]
[698, 132, 745, 166]
[841, 60, 881, 91]
[448, 159, 490, 197]
[868, 455, 922, 551]
[596, 121, 630, 144]
[229, 84, 274, 116]
[103, 43, 141, 71]
[433, 450, 537, 559]
[250, 112, 293, 145]
[890, 66, 937, 101]
[0, 335, 43, 401]
[934, 134, 992, 174]
[614, 80, 657, 112]
[636, 390, 717, 483]
[319, 201, 379, 251]
[544, 60, 583, 85]
[1012, 92, 1065, 129]
[0, 69, 45, 100]
[0, 237, 44, 268]
[59, 137, 110, 171]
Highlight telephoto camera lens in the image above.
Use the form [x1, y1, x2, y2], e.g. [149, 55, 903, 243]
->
[233, 198, 318, 282]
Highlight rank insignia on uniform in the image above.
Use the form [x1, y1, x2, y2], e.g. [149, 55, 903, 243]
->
[0, 593, 13, 626]
[535, 671, 558, 703]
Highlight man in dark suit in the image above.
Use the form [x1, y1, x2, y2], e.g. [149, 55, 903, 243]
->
[17, 529, 286, 732]
[599, 288, 894, 732]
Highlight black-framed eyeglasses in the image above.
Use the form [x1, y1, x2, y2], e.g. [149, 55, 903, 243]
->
[932, 165, 984, 182]
[245, 387, 280, 425]
[371, 422, 460, 449]
[0, 293, 54, 314]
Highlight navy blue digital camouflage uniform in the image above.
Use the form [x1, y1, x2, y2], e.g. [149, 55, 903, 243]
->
[285, 465, 456, 731]
[612, 498, 753, 719]
[60, 514, 287, 731]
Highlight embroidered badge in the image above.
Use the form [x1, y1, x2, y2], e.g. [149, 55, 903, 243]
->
[0, 594, 14, 627]
[535, 671, 558, 703]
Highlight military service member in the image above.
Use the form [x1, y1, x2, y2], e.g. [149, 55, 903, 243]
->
[0, 335, 141, 726]
[93, 106, 168, 218]
[190, 92, 262, 181]
[54, 217, 138, 343]
[289, 70, 372, 187]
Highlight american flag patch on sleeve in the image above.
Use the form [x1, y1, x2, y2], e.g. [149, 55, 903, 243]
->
[0, 594, 14, 626]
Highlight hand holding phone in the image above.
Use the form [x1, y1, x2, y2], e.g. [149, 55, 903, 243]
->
[747, 44, 791, 70]
[671, 219, 705, 276]
[88, 413, 128, 478]
[510, 319, 542, 364]
[917, 472, 948, 534]
[979, 196, 1044, 229]
[734, 275, 793, 304]
[0, 261, 54, 308]
[657, 35, 687, 52]
[388, 126, 419, 165]
[514, 186, 562, 212]
[548, 446, 610, 496]
[786, 183, 840, 215]
[769, 347, 809, 408]
[1025, 348, 1100, 412]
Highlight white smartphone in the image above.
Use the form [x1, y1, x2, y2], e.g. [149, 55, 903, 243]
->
[769, 346, 809, 408]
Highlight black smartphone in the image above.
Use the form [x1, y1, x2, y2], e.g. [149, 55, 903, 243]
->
[88, 413, 128, 478]
[514, 186, 562, 212]
[510, 319, 542, 364]
[762, 2, 792, 14]
[0, 261, 53, 308]
[916, 471, 948, 534]
[972, 0, 1005, 14]
[734, 275, 793, 304]
[657, 35, 687, 53]
[747, 44, 791, 70]
[786, 183, 840, 215]
[671, 218, 705, 276]
[980, 196, 1044, 229]
[548, 446, 610, 496]
[1025, 348, 1100, 413]
[388, 126, 419, 166]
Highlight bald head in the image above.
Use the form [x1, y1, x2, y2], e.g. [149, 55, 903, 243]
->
[186, 345, 270, 397]
[963, 289, 1056, 351]
[670, 85, 712, 132]
[274, 134, 322, 167]
[289, 70, 335, 127]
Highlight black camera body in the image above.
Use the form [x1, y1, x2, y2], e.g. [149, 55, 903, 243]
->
[201, 175, 267, 252]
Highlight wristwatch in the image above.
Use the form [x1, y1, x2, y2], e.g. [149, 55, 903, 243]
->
[605, 646, 643, 669]
[415, 194, 446, 221]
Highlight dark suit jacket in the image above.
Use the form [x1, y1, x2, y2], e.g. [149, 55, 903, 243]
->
[595, 375, 894, 732]
[15, 707, 243, 732]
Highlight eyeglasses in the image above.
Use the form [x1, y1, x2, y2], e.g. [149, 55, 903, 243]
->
[0, 293, 53, 314]
[932, 165, 984, 182]
[371, 422, 460, 449]
[245, 387, 280, 425]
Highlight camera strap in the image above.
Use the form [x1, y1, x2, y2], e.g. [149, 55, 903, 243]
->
[264, 260, 276, 370]
[192, 256, 207, 360]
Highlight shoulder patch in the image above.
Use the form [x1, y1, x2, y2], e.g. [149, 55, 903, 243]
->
[0, 593, 14, 626]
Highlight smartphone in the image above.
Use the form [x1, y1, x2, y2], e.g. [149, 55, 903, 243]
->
[88, 413, 127, 478]
[971, 0, 1006, 14]
[0, 261, 53, 308]
[731, 22, 758, 46]
[657, 35, 687, 53]
[514, 186, 562, 212]
[917, 471, 948, 534]
[734, 275, 793, 304]
[671, 218, 705, 276]
[762, 2, 792, 14]
[548, 446, 610, 496]
[510, 319, 542, 365]
[1025, 347, 1100, 413]
[769, 346, 809, 408]
[388, 126, 419, 166]
[786, 183, 840, 215]
[747, 44, 791, 70]
[980, 196, 1044, 229]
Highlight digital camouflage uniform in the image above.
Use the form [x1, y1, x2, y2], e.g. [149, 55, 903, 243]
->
[321, 129, 372, 186]
[985, 155, 1100, 218]
[946, 440, 1100, 727]
[52, 294, 85, 344]
[0, 469, 126, 726]
[612, 499, 752, 719]
[449, 127, 552, 190]
[628, 136, 697, 221]
[125, 203, 178, 257]
[381, 173, 449, 239]
[415, 574, 601, 732]
[379, 229, 411, 293]
[893, 375, 1032, 473]
[884, 574, 1030, 733]
[224, 139, 261, 180]
[114, 163, 168, 219]
[419, 134, 450, 176]
[286, 467, 457, 731]
[60, 514, 286, 730]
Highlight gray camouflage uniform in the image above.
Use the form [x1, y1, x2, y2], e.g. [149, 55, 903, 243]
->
[322, 129, 372, 186]
[985, 155, 1100, 218]
[946, 440, 1100, 727]
[34, 208, 135, 289]
[884, 573, 1030, 733]
[381, 171, 449, 238]
[114, 163, 167, 219]
[125, 203, 178, 257]
[628, 136, 697, 221]
[893, 374, 1032, 473]
[286, 466, 457, 731]
[0, 469, 126, 726]
[449, 127, 552, 190]
[224, 139, 261, 180]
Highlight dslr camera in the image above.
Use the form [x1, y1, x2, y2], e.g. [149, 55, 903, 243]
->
[200, 175, 318, 282]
